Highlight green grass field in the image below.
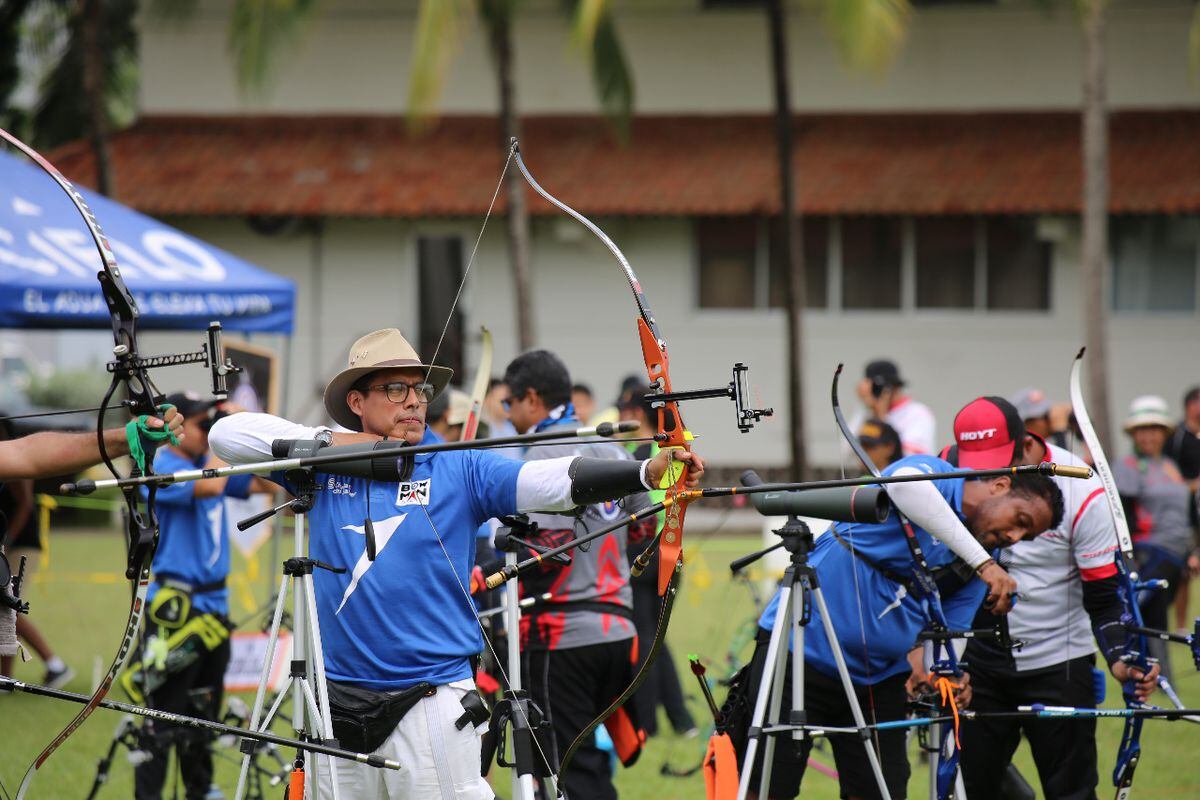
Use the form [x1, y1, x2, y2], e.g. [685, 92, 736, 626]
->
[2, 529, 1198, 799]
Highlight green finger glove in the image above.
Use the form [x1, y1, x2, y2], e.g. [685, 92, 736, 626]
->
[125, 404, 180, 473]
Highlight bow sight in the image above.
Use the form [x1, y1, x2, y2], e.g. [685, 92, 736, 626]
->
[109, 321, 241, 401]
[645, 362, 773, 433]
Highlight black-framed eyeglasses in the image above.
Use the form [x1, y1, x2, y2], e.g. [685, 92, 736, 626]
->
[362, 380, 436, 405]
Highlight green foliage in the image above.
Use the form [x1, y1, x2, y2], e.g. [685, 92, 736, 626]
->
[407, 0, 634, 140]
[226, 0, 320, 94]
[22, 0, 139, 151]
[0, 0, 37, 131]
[25, 367, 112, 410]
[407, 0, 472, 131]
[570, 0, 633, 141]
[807, 0, 912, 73]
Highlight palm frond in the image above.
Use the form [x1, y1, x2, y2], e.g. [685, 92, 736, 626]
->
[227, 0, 319, 94]
[32, 0, 137, 150]
[406, 0, 470, 132]
[581, 5, 633, 142]
[812, 0, 911, 74]
[570, 0, 608, 51]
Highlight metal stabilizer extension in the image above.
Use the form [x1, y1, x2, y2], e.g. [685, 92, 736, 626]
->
[62, 421, 642, 495]
[484, 461, 1091, 589]
[0, 676, 401, 770]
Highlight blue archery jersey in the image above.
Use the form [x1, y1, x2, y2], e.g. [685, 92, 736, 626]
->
[275, 429, 523, 691]
[758, 454, 986, 684]
[146, 449, 254, 615]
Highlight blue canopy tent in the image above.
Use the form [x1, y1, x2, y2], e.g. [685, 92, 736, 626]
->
[0, 150, 294, 333]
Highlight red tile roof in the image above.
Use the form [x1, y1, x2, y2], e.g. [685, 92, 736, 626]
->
[46, 111, 1200, 217]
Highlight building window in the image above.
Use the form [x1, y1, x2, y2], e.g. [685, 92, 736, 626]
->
[986, 217, 1051, 310]
[696, 217, 758, 309]
[768, 217, 828, 309]
[695, 213, 1055, 313]
[696, 216, 828, 309]
[842, 217, 902, 309]
[1111, 216, 1199, 312]
[916, 216, 976, 309]
[417, 236, 465, 378]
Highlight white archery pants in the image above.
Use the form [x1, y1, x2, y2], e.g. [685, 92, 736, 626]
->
[314, 678, 494, 800]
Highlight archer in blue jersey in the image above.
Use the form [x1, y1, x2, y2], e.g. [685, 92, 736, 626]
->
[134, 393, 273, 800]
[742, 454, 1064, 800]
[209, 328, 705, 800]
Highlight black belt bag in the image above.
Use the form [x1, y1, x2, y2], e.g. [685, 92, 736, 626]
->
[327, 680, 435, 753]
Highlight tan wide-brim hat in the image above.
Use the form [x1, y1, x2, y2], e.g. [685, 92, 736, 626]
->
[1122, 394, 1175, 433]
[323, 328, 454, 431]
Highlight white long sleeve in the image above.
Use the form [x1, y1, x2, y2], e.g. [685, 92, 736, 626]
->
[514, 457, 580, 513]
[210, 414, 651, 515]
[884, 466, 991, 569]
[209, 413, 331, 464]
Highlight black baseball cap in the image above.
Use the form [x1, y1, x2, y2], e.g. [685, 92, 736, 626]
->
[163, 391, 217, 422]
[864, 359, 905, 388]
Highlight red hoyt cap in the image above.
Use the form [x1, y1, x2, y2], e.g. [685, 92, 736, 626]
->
[953, 396, 1024, 470]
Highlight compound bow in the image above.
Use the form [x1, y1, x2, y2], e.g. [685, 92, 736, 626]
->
[0, 128, 237, 798]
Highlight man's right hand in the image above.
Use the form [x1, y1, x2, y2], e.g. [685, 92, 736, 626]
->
[977, 559, 1018, 614]
[144, 406, 185, 443]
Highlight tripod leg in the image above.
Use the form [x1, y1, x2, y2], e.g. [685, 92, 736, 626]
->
[737, 580, 793, 800]
[790, 577, 807, 752]
[237, 573, 291, 800]
[810, 585, 893, 800]
[302, 571, 342, 800]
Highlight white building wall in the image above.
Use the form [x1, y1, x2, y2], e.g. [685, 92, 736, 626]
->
[136, 215, 1200, 467]
[139, 1, 1200, 115]
[121, 0, 1200, 465]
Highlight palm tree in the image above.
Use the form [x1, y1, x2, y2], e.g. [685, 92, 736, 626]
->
[1058, 0, 1200, 452]
[767, 0, 911, 479]
[1079, 0, 1114, 450]
[408, 0, 634, 351]
[0, 0, 138, 196]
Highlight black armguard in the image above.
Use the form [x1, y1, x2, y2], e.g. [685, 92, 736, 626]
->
[568, 457, 646, 506]
[1082, 571, 1127, 666]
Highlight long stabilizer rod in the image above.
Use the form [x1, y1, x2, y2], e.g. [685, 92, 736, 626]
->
[0, 676, 401, 770]
[485, 461, 1091, 589]
[62, 421, 641, 495]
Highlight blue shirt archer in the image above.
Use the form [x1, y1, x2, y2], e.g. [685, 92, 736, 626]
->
[271, 428, 524, 691]
[758, 454, 986, 685]
[146, 449, 254, 616]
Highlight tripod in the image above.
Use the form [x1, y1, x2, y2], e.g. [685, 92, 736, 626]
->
[736, 515, 892, 800]
[486, 518, 563, 800]
[235, 469, 345, 800]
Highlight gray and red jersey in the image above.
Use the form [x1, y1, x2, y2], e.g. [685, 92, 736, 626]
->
[986, 443, 1119, 671]
[517, 425, 650, 651]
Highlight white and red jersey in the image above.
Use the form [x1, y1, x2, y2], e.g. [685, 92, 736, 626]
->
[995, 443, 1119, 671]
[848, 396, 937, 456]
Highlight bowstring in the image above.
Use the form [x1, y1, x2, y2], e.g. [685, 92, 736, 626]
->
[406, 142, 557, 784]
[414, 500, 561, 783]
[423, 139, 518, 383]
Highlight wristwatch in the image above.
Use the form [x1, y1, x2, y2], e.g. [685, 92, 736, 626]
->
[314, 429, 334, 448]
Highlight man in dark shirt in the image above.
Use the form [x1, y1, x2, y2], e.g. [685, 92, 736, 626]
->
[1166, 386, 1200, 488]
